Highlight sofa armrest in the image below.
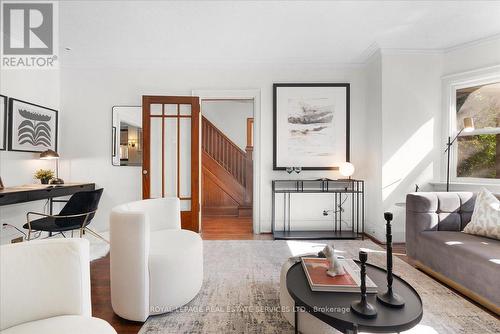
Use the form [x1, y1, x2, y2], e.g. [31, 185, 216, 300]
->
[0, 239, 91, 331]
[110, 210, 150, 321]
[406, 193, 440, 258]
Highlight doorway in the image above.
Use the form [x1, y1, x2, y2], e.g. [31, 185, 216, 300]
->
[200, 99, 254, 238]
[142, 96, 200, 232]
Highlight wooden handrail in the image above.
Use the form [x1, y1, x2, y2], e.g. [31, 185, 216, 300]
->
[202, 116, 252, 190]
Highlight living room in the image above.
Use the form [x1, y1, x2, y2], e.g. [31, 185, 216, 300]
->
[0, 1, 499, 333]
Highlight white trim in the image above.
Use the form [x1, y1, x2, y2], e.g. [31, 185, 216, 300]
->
[444, 33, 500, 53]
[441, 66, 500, 184]
[192, 89, 262, 234]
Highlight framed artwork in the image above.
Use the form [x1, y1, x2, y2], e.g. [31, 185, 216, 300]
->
[273, 83, 350, 170]
[0, 95, 6, 151]
[8, 98, 58, 153]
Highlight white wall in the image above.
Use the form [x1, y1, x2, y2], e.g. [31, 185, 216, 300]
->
[363, 52, 383, 240]
[59, 64, 367, 233]
[380, 52, 443, 241]
[202, 100, 253, 151]
[0, 69, 60, 243]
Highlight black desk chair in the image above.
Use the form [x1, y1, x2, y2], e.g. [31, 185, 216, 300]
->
[23, 188, 107, 242]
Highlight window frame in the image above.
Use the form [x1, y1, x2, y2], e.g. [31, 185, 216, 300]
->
[442, 65, 500, 184]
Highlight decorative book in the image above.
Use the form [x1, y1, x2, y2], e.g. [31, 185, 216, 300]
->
[301, 257, 377, 293]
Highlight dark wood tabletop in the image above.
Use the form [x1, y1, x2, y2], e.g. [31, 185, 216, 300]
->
[286, 260, 423, 334]
[0, 183, 95, 206]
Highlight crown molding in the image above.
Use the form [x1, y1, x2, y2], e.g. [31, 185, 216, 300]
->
[444, 33, 500, 53]
[360, 33, 500, 65]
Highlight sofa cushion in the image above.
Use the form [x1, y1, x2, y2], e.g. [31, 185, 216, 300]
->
[0, 315, 116, 334]
[417, 231, 500, 306]
[406, 192, 475, 231]
[463, 188, 500, 240]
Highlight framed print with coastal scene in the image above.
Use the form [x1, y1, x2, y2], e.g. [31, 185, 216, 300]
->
[273, 83, 350, 170]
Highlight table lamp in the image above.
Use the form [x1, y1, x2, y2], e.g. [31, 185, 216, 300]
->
[445, 117, 474, 191]
[40, 149, 64, 184]
[339, 162, 355, 179]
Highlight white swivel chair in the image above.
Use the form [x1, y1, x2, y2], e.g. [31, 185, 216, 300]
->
[0, 239, 116, 334]
[110, 197, 203, 322]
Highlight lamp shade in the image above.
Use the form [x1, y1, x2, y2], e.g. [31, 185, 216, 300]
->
[463, 117, 474, 132]
[40, 149, 59, 160]
[339, 162, 355, 177]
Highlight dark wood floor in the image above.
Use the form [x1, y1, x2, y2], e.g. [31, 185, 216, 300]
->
[88, 217, 472, 334]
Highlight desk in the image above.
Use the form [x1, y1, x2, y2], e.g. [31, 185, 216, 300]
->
[0, 183, 96, 209]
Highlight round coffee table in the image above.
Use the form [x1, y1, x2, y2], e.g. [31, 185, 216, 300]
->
[286, 261, 423, 334]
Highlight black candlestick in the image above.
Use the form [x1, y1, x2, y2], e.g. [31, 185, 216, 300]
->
[377, 212, 405, 308]
[351, 251, 377, 318]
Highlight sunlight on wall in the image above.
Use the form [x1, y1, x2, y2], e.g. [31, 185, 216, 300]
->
[382, 118, 434, 201]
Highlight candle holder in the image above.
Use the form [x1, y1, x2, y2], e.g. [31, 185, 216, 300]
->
[376, 212, 405, 308]
[351, 251, 377, 318]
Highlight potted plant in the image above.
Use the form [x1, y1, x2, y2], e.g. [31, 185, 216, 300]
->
[34, 169, 55, 184]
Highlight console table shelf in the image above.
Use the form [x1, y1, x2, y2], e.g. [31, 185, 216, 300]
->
[272, 179, 364, 240]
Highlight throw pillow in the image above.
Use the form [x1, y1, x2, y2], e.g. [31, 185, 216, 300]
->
[463, 188, 500, 240]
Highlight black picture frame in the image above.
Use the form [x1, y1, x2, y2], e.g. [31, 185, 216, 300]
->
[273, 83, 350, 170]
[0, 95, 7, 151]
[8, 98, 58, 153]
[112, 126, 117, 157]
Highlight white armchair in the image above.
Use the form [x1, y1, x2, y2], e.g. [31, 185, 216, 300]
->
[0, 239, 116, 334]
[110, 198, 203, 322]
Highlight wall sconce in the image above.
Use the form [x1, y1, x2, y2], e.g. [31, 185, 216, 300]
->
[128, 139, 137, 148]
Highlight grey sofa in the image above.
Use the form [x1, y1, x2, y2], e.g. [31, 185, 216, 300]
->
[406, 192, 500, 314]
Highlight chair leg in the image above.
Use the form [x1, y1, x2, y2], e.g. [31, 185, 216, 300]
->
[84, 227, 110, 244]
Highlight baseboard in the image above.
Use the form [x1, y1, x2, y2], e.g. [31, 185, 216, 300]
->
[414, 260, 500, 316]
[203, 206, 238, 216]
[363, 232, 406, 246]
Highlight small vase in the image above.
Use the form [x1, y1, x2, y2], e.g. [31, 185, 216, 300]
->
[41, 178, 50, 184]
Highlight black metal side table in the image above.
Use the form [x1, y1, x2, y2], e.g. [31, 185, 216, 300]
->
[286, 261, 423, 334]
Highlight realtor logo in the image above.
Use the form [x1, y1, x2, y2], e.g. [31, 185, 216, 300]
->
[1, 1, 58, 68]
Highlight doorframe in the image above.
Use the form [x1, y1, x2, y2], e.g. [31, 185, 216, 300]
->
[192, 89, 261, 234]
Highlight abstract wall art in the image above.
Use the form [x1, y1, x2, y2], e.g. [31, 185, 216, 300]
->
[273, 83, 349, 170]
[8, 98, 58, 153]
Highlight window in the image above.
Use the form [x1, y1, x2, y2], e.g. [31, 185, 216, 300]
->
[455, 82, 500, 179]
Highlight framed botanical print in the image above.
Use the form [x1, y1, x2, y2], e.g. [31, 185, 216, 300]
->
[273, 83, 350, 170]
[8, 98, 58, 153]
[0, 95, 6, 151]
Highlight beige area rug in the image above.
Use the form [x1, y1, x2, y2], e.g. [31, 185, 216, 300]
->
[139, 239, 500, 334]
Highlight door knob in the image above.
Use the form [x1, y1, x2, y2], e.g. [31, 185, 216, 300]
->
[143, 170, 148, 175]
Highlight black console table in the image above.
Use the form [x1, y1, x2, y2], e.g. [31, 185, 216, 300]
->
[272, 179, 364, 240]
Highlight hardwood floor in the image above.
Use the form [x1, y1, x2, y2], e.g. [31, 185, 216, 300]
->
[201, 216, 272, 240]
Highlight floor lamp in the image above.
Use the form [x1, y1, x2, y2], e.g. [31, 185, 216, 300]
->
[445, 117, 474, 192]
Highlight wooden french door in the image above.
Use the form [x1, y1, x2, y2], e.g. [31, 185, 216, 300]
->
[142, 96, 200, 232]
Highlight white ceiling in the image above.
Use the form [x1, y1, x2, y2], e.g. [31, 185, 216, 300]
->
[60, 0, 500, 66]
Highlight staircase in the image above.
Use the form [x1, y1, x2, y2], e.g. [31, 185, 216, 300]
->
[202, 116, 253, 217]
